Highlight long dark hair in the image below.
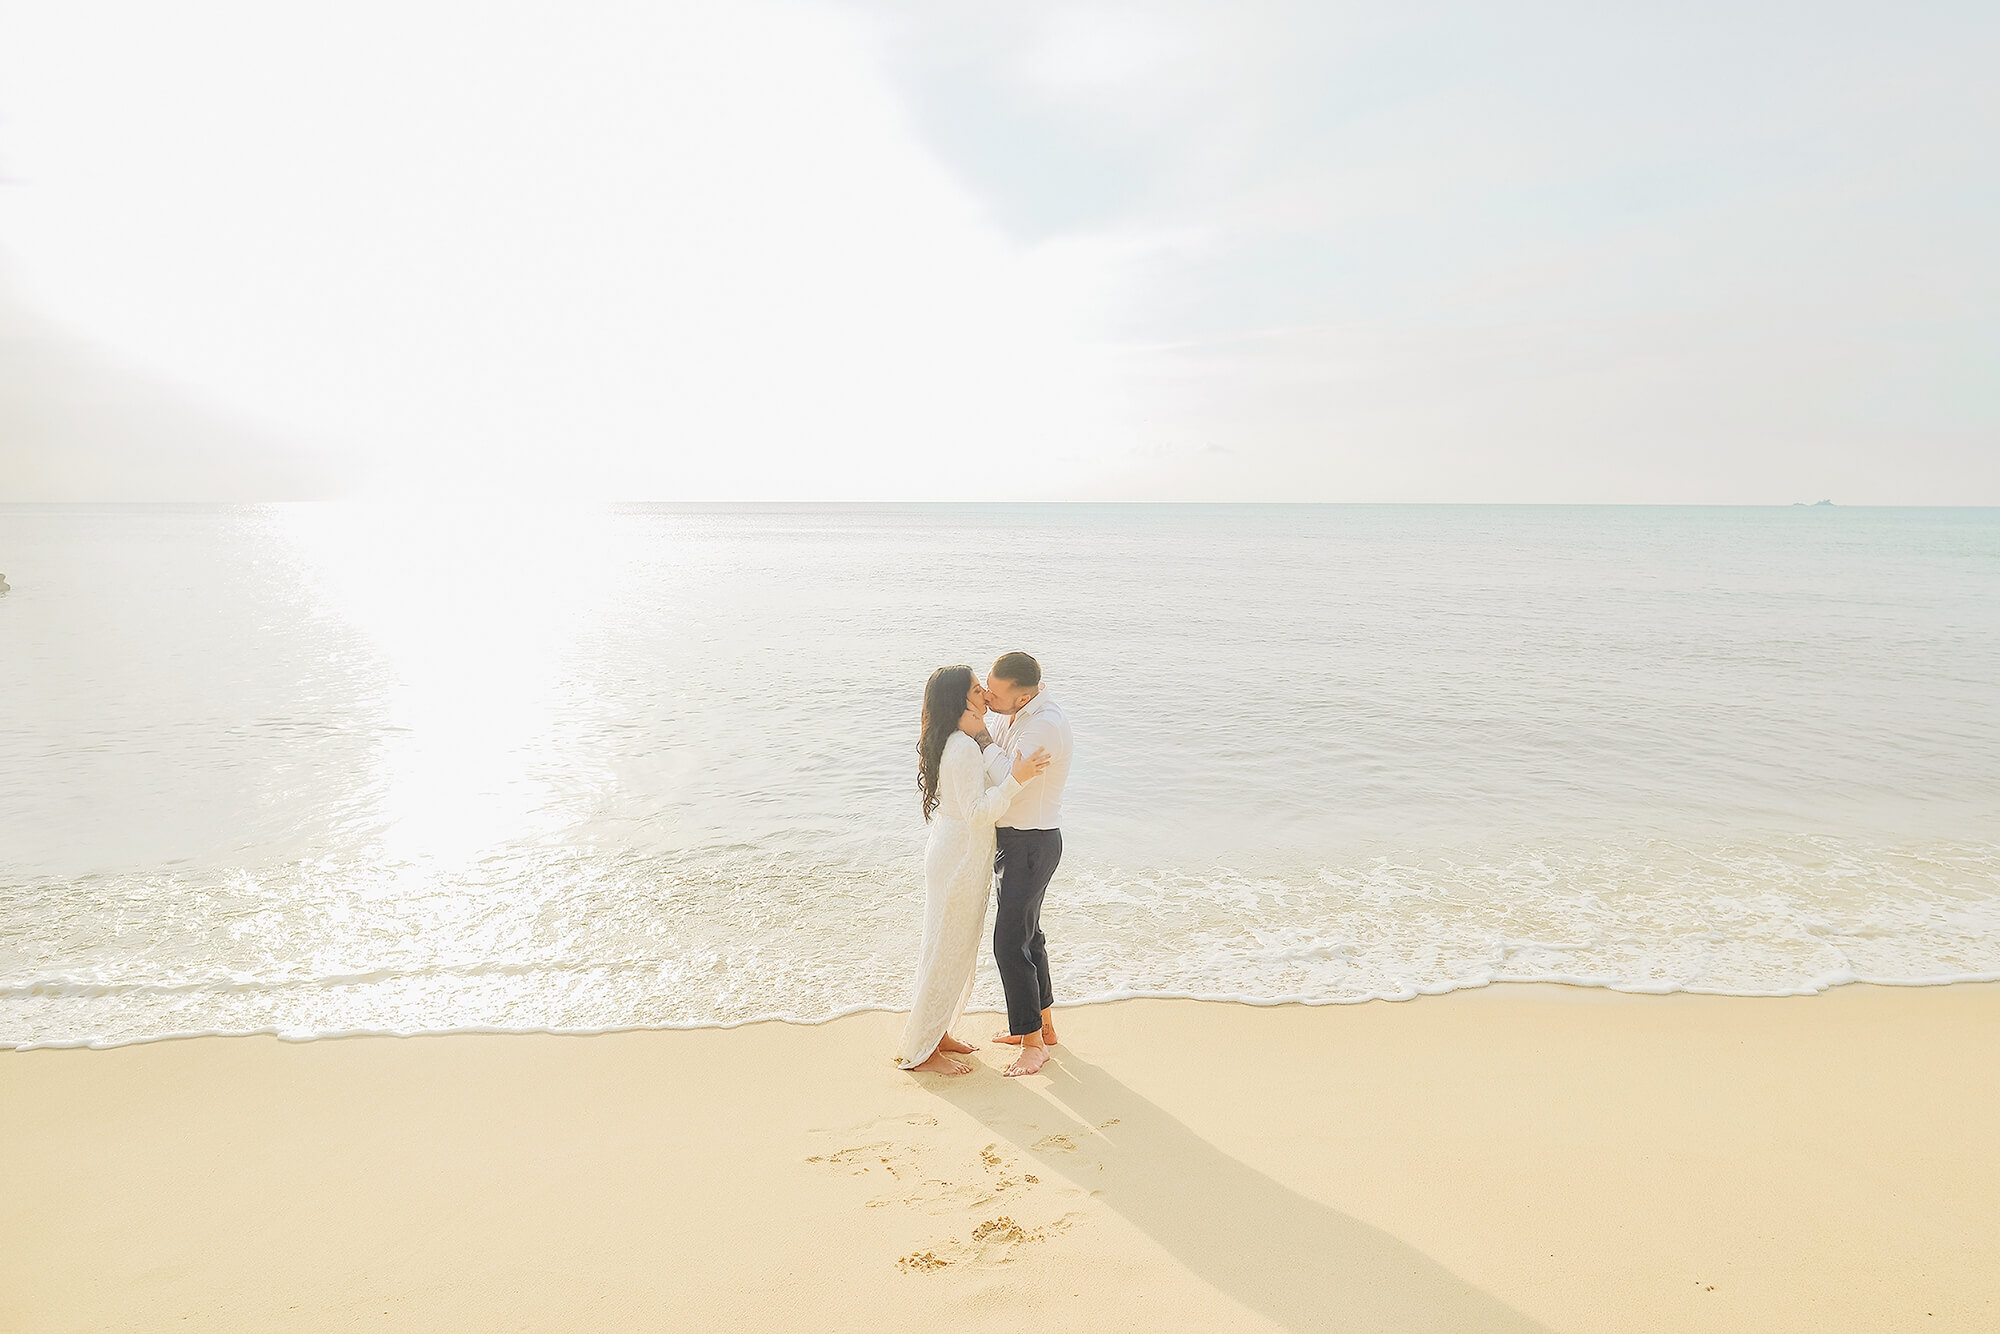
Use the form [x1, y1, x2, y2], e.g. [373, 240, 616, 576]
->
[917, 664, 973, 822]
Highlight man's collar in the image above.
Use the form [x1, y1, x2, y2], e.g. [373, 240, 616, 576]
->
[1011, 690, 1047, 722]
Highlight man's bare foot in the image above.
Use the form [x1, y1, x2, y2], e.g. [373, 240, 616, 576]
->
[1002, 1042, 1049, 1078]
[936, 1034, 977, 1054]
[992, 1019, 1058, 1047]
[907, 1051, 972, 1076]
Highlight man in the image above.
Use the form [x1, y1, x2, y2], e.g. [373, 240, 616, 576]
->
[969, 651, 1074, 1078]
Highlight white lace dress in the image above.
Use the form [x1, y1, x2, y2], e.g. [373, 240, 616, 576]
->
[893, 731, 1022, 1068]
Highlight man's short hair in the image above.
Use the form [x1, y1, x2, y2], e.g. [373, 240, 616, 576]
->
[990, 651, 1041, 688]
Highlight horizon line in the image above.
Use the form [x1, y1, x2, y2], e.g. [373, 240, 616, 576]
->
[5, 499, 2000, 510]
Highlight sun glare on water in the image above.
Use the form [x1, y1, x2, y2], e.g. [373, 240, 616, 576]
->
[271, 502, 627, 865]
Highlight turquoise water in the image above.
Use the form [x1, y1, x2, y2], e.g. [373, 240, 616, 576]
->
[2, 503, 1996, 1047]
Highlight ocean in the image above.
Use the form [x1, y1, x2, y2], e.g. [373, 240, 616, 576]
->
[2, 502, 1996, 1048]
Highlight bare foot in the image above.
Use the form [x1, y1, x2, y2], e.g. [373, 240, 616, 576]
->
[907, 1051, 972, 1076]
[991, 1021, 1059, 1047]
[936, 1034, 978, 1054]
[1002, 1043, 1050, 1078]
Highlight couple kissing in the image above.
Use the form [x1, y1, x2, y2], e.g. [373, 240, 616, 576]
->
[893, 652, 1074, 1079]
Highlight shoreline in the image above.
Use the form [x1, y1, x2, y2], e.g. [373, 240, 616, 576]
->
[6, 981, 1996, 1331]
[13, 969, 2000, 1052]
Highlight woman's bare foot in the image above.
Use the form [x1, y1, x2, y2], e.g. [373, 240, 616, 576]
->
[1002, 1042, 1049, 1078]
[908, 1050, 972, 1076]
[936, 1033, 977, 1054]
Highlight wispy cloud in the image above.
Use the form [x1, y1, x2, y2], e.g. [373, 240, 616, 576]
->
[1, 0, 1994, 500]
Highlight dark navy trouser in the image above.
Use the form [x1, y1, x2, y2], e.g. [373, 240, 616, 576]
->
[993, 826, 1061, 1037]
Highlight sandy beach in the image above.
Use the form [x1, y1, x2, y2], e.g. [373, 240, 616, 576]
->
[5, 981, 1995, 1333]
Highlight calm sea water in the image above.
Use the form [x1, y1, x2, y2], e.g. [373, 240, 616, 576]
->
[2, 503, 1997, 1048]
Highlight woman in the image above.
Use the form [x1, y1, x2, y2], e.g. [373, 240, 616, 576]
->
[894, 665, 1051, 1074]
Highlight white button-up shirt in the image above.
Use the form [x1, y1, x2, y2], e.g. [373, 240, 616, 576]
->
[980, 691, 1073, 830]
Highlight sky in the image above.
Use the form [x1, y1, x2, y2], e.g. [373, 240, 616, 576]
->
[1, 0, 1995, 503]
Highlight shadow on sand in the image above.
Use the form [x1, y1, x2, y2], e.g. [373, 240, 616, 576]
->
[926, 1046, 1554, 1334]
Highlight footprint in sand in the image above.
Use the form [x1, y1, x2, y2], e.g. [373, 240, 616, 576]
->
[809, 1114, 1090, 1270]
[804, 1113, 948, 1178]
[879, 1169, 1027, 1214]
[810, 1123, 1011, 1211]
[898, 1213, 1083, 1275]
[804, 1139, 901, 1177]
[1033, 1120, 1116, 1153]
[971, 1216, 1029, 1244]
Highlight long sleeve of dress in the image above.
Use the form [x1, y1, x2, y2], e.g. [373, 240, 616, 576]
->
[981, 740, 1012, 788]
[943, 733, 1021, 824]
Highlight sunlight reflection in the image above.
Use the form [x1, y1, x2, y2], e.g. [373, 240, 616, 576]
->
[270, 501, 620, 866]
